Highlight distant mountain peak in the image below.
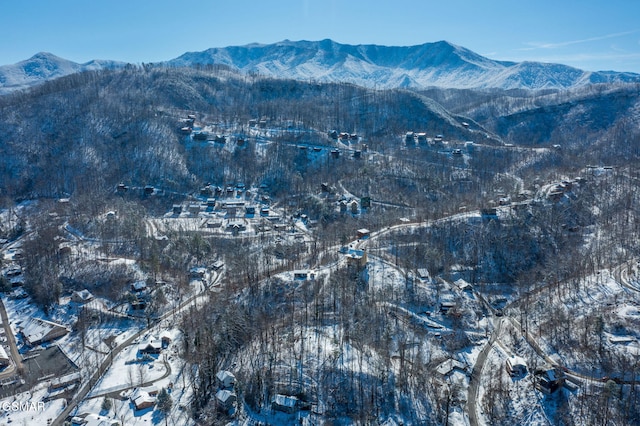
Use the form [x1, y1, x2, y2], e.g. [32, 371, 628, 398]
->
[3, 39, 640, 94]
[168, 39, 640, 90]
[0, 53, 125, 94]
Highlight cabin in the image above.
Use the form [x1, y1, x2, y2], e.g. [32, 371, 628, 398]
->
[356, 228, 370, 239]
[160, 332, 172, 348]
[21, 318, 70, 346]
[330, 149, 340, 159]
[131, 299, 147, 311]
[506, 356, 528, 377]
[138, 339, 162, 355]
[535, 367, 564, 394]
[480, 208, 498, 220]
[131, 281, 147, 293]
[272, 394, 299, 414]
[216, 370, 236, 389]
[417, 268, 430, 282]
[71, 289, 94, 304]
[193, 131, 209, 140]
[439, 301, 456, 314]
[293, 270, 317, 281]
[345, 249, 367, 269]
[215, 389, 237, 411]
[205, 219, 222, 229]
[172, 204, 183, 215]
[188, 204, 201, 216]
[405, 132, 415, 142]
[190, 267, 207, 279]
[131, 388, 156, 410]
[227, 222, 246, 233]
[435, 359, 467, 378]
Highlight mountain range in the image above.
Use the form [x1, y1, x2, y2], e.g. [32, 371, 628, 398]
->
[2, 39, 640, 93]
[0, 52, 124, 94]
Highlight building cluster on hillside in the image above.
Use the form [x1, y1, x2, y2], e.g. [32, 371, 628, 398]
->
[214, 370, 237, 415]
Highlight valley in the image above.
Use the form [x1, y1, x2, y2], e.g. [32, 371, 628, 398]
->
[0, 59, 639, 426]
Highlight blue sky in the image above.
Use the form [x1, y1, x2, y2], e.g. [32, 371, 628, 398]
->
[2, 0, 640, 72]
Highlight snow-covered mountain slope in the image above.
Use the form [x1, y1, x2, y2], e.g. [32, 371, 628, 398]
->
[3, 40, 640, 93]
[168, 39, 640, 90]
[0, 52, 124, 94]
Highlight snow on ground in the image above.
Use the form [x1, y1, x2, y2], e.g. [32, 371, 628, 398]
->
[476, 343, 550, 426]
[523, 270, 640, 376]
[89, 338, 168, 397]
[0, 388, 65, 426]
[76, 328, 193, 426]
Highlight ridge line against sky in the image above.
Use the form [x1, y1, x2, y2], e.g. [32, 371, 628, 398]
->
[1, 0, 640, 73]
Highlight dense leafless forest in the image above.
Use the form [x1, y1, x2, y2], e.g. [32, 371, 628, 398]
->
[1, 64, 640, 425]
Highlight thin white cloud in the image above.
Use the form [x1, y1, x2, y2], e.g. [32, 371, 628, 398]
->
[519, 30, 640, 51]
[494, 51, 640, 63]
